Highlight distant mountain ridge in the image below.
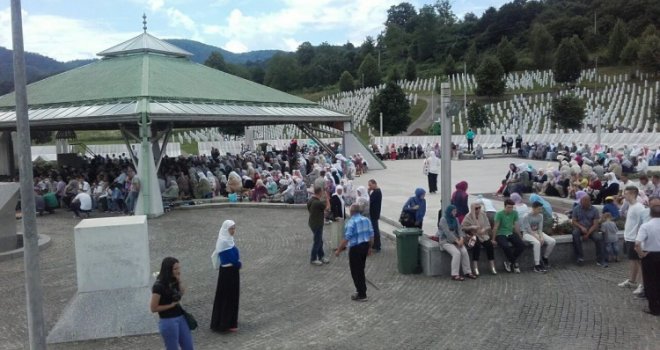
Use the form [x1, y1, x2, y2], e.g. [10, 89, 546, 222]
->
[164, 39, 282, 64]
[0, 39, 283, 95]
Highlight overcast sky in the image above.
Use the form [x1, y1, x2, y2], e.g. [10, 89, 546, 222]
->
[0, 0, 509, 61]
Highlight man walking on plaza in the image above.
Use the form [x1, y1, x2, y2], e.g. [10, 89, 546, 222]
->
[335, 204, 374, 302]
[635, 197, 660, 316]
[308, 187, 329, 266]
[368, 179, 382, 252]
[466, 128, 475, 152]
[571, 195, 606, 266]
[619, 186, 648, 295]
[492, 199, 525, 273]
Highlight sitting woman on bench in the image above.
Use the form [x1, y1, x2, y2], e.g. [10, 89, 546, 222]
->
[437, 205, 477, 281]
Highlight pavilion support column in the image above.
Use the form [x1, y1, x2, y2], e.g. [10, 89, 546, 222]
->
[0, 131, 16, 177]
[134, 112, 163, 218]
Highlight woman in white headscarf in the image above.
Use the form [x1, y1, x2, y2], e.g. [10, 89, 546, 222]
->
[227, 171, 242, 194]
[329, 185, 346, 249]
[210, 220, 241, 332]
[356, 186, 370, 217]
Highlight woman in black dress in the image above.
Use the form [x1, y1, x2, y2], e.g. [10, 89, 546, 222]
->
[210, 220, 241, 332]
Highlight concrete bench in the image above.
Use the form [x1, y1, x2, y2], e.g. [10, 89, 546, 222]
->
[419, 232, 623, 277]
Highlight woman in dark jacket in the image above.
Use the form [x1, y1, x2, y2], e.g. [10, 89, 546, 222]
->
[330, 185, 346, 220]
[401, 188, 426, 228]
[451, 181, 469, 223]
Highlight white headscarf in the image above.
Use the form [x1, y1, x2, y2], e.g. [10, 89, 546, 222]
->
[211, 220, 236, 269]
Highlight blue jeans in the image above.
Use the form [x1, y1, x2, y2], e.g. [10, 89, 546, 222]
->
[571, 229, 605, 263]
[310, 226, 325, 261]
[159, 315, 194, 350]
[605, 242, 619, 260]
[125, 191, 139, 213]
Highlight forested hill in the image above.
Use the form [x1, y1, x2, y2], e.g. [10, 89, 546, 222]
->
[258, 0, 660, 92]
[0, 0, 658, 96]
[0, 47, 94, 95]
[0, 39, 281, 96]
[163, 39, 281, 65]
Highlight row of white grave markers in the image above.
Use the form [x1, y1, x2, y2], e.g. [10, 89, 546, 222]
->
[448, 69, 637, 92]
[466, 80, 659, 136]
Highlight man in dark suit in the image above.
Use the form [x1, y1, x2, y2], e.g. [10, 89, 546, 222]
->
[368, 179, 382, 252]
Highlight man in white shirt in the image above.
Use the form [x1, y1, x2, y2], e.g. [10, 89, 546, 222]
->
[635, 197, 660, 315]
[71, 190, 92, 218]
[618, 186, 648, 295]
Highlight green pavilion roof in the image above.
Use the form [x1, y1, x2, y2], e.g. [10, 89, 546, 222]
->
[0, 53, 311, 107]
[0, 31, 348, 130]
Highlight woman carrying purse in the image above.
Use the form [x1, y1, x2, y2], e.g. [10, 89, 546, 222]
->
[461, 201, 497, 275]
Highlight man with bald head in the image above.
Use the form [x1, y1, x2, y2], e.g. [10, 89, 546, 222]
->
[571, 195, 606, 266]
[335, 204, 374, 302]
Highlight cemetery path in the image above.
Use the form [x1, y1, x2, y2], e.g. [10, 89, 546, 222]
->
[406, 95, 434, 135]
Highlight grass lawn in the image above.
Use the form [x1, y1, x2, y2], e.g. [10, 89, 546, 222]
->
[409, 98, 428, 124]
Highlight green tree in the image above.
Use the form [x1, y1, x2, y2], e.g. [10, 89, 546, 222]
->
[496, 36, 517, 73]
[475, 56, 506, 98]
[385, 2, 418, 32]
[296, 41, 315, 66]
[388, 67, 402, 82]
[465, 42, 478, 73]
[412, 5, 438, 61]
[553, 38, 582, 84]
[620, 39, 640, 65]
[204, 51, 229, 73]
[367, 81, 411, 135]
[264, 53, 299, 91]
[434, 0, 457, 26]
[571, 35, 589, 66]
[444, 54, 457, 76]
[530, 23, 554, 69]
[607, 19, 628, 64]
[550, 94, 585, 130]
[31, 130, 53, 144]
[466, 102, 491, 129]
[338, 71, 355, 92]
[218, 125, 245, 136]
[405, 58, 417, 81]
[642, 24, 658, 39]
[358, 53, 381, 88]
[638, 34, 660, 72]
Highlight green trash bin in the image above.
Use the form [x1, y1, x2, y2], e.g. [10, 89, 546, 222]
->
[394, 227, 423, 274]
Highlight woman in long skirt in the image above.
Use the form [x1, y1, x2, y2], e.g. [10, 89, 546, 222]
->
[210, 220, 241, 332]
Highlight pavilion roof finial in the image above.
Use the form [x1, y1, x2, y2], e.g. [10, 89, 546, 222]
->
[142, 13, 147, 33]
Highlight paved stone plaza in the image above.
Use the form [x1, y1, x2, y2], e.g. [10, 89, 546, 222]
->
[2, 157, 660, 349]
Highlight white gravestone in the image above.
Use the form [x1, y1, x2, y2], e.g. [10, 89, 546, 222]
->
[47, 215, 157, 343]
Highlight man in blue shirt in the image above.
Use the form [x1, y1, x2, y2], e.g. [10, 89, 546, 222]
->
[335, 204, 374, 301]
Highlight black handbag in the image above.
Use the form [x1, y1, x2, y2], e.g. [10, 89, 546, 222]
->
[399, 209, 416, 227]
[181, 308, 198, 330]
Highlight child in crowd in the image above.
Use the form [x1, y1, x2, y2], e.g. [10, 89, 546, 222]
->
[602, 196, 620, 220]
[600, 212, 620, 262]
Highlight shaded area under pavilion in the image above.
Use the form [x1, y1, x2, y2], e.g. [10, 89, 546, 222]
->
[0, 30, 379, 217]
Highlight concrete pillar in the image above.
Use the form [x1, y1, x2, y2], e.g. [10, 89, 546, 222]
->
[134, 113, 163, 218]
[0, 131, 16, 176]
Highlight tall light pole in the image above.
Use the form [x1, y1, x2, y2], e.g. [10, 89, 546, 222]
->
[379, 112, 383, 143]
[440, 82, 452, 213]
[11, 0, 46, 348]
